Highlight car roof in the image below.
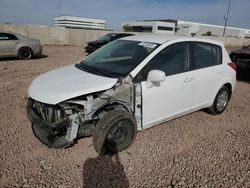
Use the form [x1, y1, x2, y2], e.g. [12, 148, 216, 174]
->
[108, 33, 134, 36]
[121, 34, 224, 46]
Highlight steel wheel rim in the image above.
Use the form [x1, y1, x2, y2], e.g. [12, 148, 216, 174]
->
[216, 90, 228, 112]
[107, 120, 132, 148]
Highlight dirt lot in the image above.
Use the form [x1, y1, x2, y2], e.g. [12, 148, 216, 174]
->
[0, 46, 249, 187]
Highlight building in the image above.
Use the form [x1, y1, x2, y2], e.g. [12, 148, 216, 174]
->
[122, 19, 250, 38]
[177, 20, 249, 38]
[122, 20, 176, 35]
[54, 16, 106, 30]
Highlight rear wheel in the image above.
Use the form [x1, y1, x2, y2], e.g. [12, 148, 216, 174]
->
[92, 110, 137, 156]
[18, 47, 33, 60]
[207, 86, 230, 115]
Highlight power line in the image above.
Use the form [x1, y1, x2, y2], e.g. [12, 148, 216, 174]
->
[57, 1, 62, 17]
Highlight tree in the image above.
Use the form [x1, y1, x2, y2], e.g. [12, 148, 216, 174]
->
[202, 31, 212, 36]
[122, 24, 133, 32]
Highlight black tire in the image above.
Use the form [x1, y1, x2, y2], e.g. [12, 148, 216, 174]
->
[207, 86, 230, 115]
[18, 47, 33, 60]
[93, 110, 137, 156]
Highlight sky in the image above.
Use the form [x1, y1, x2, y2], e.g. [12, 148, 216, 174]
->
[0, 0, 249, 30]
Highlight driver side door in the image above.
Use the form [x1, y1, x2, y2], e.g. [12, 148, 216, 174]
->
[134, 42, 195, 129]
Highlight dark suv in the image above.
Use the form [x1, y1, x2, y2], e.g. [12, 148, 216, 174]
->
[230, 44, 250, 79]
[84, 33, 134, 54]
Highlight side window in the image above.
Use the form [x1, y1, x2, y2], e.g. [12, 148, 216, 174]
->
[134, 43, 189, 82]
[212, 45, 222, 65]
[192, 42, 222, 69]
[7, 34, 18, 40]
[0, 33, 17, 40]
[0, 33, 9, 40]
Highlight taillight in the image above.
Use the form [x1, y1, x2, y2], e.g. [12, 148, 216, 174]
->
[228, 62, 237, 71]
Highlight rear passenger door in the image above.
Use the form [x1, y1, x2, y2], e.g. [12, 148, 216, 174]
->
[190, 42, 223, 106]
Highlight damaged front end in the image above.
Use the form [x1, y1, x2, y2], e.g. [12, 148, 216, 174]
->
[27, 81, 141, 148]
[27, 98, 83, 148]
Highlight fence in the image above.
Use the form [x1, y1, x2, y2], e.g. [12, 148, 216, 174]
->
[1, 23, 250, 47]
[0, 24, 109, 46]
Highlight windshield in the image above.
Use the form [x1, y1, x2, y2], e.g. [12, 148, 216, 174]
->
[76, 40, 159, 78]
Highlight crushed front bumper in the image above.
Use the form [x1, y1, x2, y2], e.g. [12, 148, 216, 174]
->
[26, 99, 72, 148]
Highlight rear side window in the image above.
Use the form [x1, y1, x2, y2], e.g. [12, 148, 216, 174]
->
[191, 42, 222, 70]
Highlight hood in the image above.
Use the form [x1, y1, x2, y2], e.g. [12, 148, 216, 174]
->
[28, 64, 118, 105]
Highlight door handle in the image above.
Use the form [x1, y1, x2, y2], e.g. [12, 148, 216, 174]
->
[184, 77, 193, 83]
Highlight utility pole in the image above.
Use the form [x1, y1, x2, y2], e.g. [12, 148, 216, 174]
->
[57, 1, 62, 18]
[223, 0, 231, 37]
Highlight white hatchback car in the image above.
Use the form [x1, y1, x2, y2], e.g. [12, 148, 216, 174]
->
[27, 35, 236, 155]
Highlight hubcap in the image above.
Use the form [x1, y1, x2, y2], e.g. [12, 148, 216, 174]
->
[21, 49, 31, 59]
[216, 90, 228, 112]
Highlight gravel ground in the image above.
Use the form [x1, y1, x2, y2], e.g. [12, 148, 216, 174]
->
[0, 46, 249, 188]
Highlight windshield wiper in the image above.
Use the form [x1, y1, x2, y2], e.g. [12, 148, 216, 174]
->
[76, 64, 115, 78]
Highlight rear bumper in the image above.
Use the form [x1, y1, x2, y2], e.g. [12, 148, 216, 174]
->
[26, 99, 71, 148]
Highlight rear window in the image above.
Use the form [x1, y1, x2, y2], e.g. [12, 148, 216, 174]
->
[192, 42, 222, 70]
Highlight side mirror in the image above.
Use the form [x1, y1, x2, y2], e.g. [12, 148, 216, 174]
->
[146, 70, 166, 88]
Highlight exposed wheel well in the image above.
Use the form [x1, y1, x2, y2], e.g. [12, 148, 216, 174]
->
[92, 102, 132, 120]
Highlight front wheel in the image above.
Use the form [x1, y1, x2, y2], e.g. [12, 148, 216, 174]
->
[207, 86, 230, 115]
[92, 110, 137, 156]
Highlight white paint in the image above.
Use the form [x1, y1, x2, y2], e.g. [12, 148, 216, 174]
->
[142, 71, 195, 129]
[146, 70, 165, 88]
[28, 64, 117, 104]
